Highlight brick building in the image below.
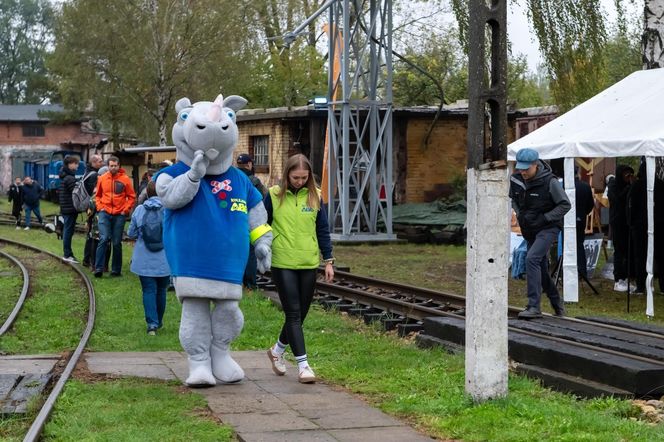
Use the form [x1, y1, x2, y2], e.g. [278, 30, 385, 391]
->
[235, 102, 520, 204]
[0, 104, 104, 192]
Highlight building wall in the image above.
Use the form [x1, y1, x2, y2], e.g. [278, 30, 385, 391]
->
[404, 117, 517, 203]
[236, 120, 291, 188]
[0, 122, 83, 146]
[404, 118, 468, 203]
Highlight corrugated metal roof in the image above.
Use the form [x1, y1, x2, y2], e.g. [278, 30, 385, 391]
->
[0, 104, 66, 122]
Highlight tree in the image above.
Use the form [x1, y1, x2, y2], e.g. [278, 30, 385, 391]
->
[48, 0, 249, 145]
[642, 0, 664, 68]
[0, 0, 54, 104]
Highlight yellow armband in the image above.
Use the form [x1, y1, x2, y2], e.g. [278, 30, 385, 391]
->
[250, 224, 272, 244]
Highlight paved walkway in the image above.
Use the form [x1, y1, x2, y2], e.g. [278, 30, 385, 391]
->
[84, 351, 434, 442]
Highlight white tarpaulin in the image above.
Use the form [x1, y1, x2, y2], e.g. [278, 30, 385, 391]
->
[507, 68, 664, 316]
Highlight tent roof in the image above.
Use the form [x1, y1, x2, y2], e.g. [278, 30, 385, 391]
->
[508, 68, 664, 160]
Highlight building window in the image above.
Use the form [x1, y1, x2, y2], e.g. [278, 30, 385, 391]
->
[22, 124, 45, 137]
[251, 135, 269, 167]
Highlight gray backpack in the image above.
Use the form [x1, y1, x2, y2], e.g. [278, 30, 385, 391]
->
[72, 173, 93, 212]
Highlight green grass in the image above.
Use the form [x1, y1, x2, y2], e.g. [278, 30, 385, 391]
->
[1, 224, 664, 440]
[0, 255, 22, 324]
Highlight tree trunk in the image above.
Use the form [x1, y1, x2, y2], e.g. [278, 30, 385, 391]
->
[642, 0, 664, 69]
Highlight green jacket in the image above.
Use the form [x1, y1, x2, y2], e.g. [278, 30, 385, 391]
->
[269, 186, 320, 269]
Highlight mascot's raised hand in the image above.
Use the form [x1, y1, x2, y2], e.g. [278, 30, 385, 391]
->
[156, 93, 273, 388]
[188, 150, 210, 182]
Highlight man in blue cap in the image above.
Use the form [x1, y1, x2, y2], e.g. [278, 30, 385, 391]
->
[510, 148, 571, 318]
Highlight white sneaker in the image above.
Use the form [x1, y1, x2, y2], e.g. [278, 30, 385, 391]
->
[267, 349, 286, 376]
[62, 256, 79, 264]
[23, 226, 30, 230]
[614, 280, 628, 292]
[298, 366, 316, 384]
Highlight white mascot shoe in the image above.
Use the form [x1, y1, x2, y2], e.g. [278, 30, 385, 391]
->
[211, 343, 244, 383]
[185, 358, 216, 387]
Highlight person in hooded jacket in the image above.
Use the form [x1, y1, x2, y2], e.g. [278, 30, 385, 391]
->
[94, 156, 136, 277]
[8, 177, 23, 229]
[127, 181, 171, 335]
[509, 148, 571, 319]
[59, 155, 81, 263]
[627, 161, 647, 294]
[21, 176, 44, 229]
[607, 164, 635, 292]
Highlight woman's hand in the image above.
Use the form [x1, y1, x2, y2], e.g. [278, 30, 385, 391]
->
[324, 262, 334, 282]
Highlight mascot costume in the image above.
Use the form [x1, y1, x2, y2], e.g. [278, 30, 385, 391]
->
[156, 94, 272, 386]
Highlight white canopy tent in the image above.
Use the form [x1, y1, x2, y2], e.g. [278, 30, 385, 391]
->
[508, 68, 664, 317]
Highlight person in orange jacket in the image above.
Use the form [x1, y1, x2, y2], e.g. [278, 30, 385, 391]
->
[94, 155, 136, 278]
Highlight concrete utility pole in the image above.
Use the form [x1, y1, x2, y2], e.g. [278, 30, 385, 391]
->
[465, 0, 509, 401]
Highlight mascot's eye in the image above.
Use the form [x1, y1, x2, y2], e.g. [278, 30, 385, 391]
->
[180, 111, 189, 121]
[227, 110, 235, 119]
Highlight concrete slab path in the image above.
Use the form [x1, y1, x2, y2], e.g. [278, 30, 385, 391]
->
[84, 350, 434, 441]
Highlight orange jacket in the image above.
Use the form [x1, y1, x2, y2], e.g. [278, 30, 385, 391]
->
[95, 169, 136, 215]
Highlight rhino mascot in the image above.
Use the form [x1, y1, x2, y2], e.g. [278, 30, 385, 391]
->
[156, 94, 272, 387]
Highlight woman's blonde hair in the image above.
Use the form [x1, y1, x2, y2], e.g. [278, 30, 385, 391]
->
[276, 154, 320, 210]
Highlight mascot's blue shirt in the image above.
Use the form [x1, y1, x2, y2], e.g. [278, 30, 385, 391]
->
[158, 162, 262, 284]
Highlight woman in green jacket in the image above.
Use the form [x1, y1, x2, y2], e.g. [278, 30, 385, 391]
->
[265, 154, 334, 384]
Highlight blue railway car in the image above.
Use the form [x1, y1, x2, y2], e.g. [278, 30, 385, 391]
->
[24, 151, 86, 201]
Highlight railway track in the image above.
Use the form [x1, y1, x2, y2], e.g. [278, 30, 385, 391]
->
[0, 250, 30, 336]
[261, 268, 664, 398]
[0, 238, 96, 442]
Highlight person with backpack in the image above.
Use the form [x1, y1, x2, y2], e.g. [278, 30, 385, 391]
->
[81, 155, 104, 268]
[59, 155, 81, 263]
[127, 181, 171, 335]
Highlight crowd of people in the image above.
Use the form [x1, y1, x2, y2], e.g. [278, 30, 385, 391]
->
[510, 149, 664, 320]
[7, 152, 334, 384]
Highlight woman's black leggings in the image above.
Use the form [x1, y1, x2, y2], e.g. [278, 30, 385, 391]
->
[271, 268, 317, 357]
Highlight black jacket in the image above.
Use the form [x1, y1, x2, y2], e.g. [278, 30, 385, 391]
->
[574, 178, 594, 225]
[8, 184, 23, 216]
[510, 160, 571, 239]
[607, 165, 633, 228]
[59, 167, 78, 215]
[239, 167, 268, 197]
[22, 182, 43, 206]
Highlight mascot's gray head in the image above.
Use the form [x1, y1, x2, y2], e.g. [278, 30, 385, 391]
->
[172, 94, 248, 175]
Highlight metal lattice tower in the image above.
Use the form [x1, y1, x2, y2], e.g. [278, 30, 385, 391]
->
[325, 0, 396, 241]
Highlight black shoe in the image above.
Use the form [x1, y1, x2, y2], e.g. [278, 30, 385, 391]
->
[94, 271, 103, 278]
[553, 305, 566, 317]
[110, 272, 122, 277]
[518, 307, 543, 319]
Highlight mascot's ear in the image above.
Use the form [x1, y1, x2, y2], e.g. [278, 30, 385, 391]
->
[223, 95, 248, 112]
[175, 97, 192, 113]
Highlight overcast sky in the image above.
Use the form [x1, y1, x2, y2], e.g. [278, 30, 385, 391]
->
[508, 0, 643, 71]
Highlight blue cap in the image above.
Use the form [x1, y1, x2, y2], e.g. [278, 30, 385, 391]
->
[515, 148, 539, 169]
[237, 153, 253, 164]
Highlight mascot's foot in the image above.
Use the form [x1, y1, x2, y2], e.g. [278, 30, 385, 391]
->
[185, 358, 216, 388]
[211, 344, 244, 383]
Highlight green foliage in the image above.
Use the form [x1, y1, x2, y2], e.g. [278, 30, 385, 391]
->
[48, 0, 250, 145]
[0, 0, 55, 104]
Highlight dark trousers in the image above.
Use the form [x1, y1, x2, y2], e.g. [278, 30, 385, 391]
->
[243, 244, 258, 289]
[139, 275, 170, 330]
[631, 226, 647, 291]
[612, 223, 629, 281]
[576, 222, 587, 279]
[62, 214, 77, 258]
[96, 212, 125, 274]
[525, 226, 562, 311]
[272, 268, 317, 357]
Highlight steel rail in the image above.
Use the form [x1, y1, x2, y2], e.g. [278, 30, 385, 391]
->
[0, 251, 30, 336]
[0, 238, 96, 442]
[314, 272, 664, 368]
[326, 269, 664, 340]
